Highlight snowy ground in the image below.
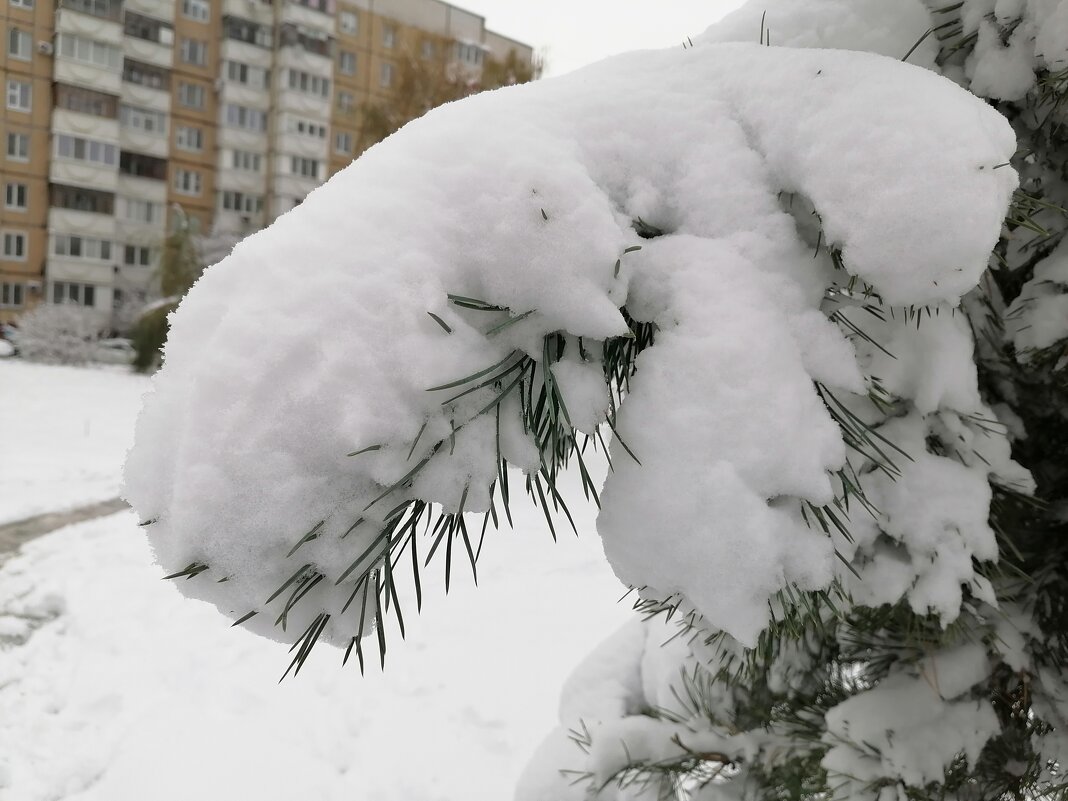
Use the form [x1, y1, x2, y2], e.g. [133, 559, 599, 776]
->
[0, 361, 150, 525]
[0, 361, 633, 800]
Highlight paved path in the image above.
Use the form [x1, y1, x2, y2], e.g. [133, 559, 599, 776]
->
[0, 498, 129, 557]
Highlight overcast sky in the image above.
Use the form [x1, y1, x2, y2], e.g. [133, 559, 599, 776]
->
[464, 1, 750, 77]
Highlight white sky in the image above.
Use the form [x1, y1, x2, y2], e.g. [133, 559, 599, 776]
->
[464, 1, 750, 77]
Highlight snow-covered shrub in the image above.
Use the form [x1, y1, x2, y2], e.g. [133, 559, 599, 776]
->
[125, 4, 1068, 800]
[15, 304, 104, 366]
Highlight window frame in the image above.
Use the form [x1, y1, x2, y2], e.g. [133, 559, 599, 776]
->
[2, 230, 28, 261]
[4, 182, 28, 211]
[6, 78, 31, 112]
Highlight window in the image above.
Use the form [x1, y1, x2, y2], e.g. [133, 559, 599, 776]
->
[4, 182, 27, 210]
[286, 69, 330, 98]
[61, 0, 121, 19]
[279, 23, 330, 57]
[334, 131, 352, 154]
[51, 281, 96, 307]
[454, 42, 484, 66]
[421, 40, 435, 60]
[124, 12, 174, 46]
[2, 231, 27, 260]
[7, 27, 30, 60]
[379, 62, 393, 88]
[174, 168, 201, 195]
[51, 184, 114, 214]
[6, 79, 31, 111]
[180, 38, 207, 66]
[122, 59, 169, 90]
[294, 0, 330, 11]
[52, 234, 112, 261]
[382, 24, 395, 49]
[0, 283, 24, 309]
[10, 0, 34, 8]
[286, 117, 327, 138]
[123, 245, 153, 266]
[119, 151, 167, 180]
[224, 16, 272, 49]
[339, 10, 357, 34]
[225, 60, 269, 89]
[220, 190, 263, 213]
[120, 105, 167, 134]
[175, 125, 204, 152]
[339, 50, 356, 75]
[177, 82, 205, 109]
[54, 134, 119, 166]
[290, 156, 319, 179]
[224, 104, 267, 132]
[181, 0, 209, 22]
[120, 197, 162, 223]
[57, 33, 123, 69]
[56, 84, 118, 117]
[230, 149, 262, 171]
[6, 132, 29, 161]
[337, 90, 353, 112]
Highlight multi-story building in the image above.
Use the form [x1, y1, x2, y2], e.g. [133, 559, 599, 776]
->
[0, 0, 533, 325]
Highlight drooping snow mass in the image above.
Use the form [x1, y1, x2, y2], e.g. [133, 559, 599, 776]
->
[124, 41, 1017, 653]
[518, 3, 1067, 801]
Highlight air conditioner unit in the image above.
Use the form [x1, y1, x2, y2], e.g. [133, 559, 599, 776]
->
[38, 41, 54, 55]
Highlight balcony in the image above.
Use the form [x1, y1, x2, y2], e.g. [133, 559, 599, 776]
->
[222, 0, 274, 24]
[218, 81, 269, 111]
[281, 2, 335, 32]
[217, 125, 268, 153]
[120, 82, 171, 112]
[48, 207, 118, 236]
[277, 36, 331, 73]
[219, 38, 273, 69]
[124, 0, 176, 19]
[273, 173, 321, 201]
[117, 174, 168, 204]
[55, 6, 123, 45]
[46, 258, 117, 286]
[273, 131, 329, 160]
[123, 36, 173, 70]
[215, 161, 267, 195]
[54, 59, 122, 95]
[50, 159, 120, 193]
[115, 214, 167, 244]
[276, 89, 331, 121]
[119, 126, 169, 159]
[52, 109, 120, 141]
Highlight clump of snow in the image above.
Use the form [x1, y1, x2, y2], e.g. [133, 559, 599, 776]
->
[1006, 238, 1068, 360]
[699, 0, 940, 67]
[822, 646, 1000, 797]
[125, 42, 1016, 653]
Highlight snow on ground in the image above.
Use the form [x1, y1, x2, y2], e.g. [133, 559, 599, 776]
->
[0, 361, 150, 525]
[0, 362, 633, 800]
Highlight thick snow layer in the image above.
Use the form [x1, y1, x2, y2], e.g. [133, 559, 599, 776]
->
[822, 650, 1000, 791]
[1006, 238, 1068, 360]
[700, 0, 939, 67]
[0, 361, 149, 525]
[125, 41, 1017, 651]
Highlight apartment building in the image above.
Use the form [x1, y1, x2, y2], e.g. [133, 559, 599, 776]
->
[0, 0, 533, 325]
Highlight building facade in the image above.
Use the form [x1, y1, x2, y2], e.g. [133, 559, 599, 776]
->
[0, 0, 533, 325]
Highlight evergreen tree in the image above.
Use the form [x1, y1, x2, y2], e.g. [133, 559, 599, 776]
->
[122, 4, 1067, 801]
[517, 4, 1068, 800]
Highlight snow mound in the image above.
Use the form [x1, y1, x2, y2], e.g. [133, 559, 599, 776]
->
[124, 42, 1016, 652]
